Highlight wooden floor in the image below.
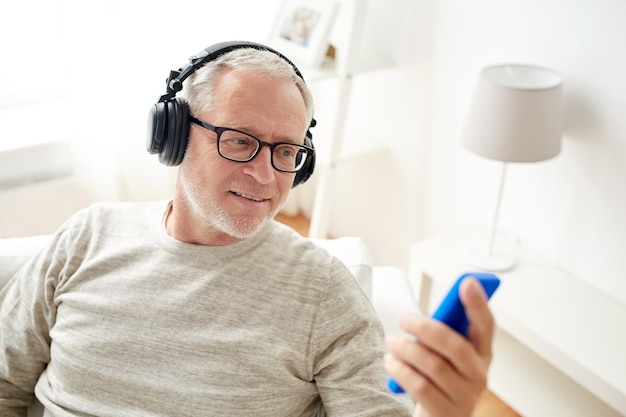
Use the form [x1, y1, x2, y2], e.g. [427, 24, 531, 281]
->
[473, 390, 521, 417]
[274, 212, 522, 417]
[275, 212, 311, 236]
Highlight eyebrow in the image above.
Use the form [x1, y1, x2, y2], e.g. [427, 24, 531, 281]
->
[225, 122, 305, 145]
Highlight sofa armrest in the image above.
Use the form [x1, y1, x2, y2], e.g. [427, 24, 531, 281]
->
[311, 237, 373, 301]
[371, 266, 418, 335]
[0, 234, 51, 288]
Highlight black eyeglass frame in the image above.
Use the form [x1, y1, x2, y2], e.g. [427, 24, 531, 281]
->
[189, 116, 314, 173]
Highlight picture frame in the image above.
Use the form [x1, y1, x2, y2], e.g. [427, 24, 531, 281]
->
[268, 0, 339, 68]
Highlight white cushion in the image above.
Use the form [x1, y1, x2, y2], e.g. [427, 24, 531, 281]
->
[371, 266, 417, 335]
[311, 237, 373, 301]
[0, 235, 51, 289]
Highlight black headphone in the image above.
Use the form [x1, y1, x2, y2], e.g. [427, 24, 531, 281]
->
[146, 40, 316, 187]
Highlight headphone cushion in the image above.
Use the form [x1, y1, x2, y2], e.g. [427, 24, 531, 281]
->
[158, 100, 176, 166]
[146, 102, 167, 155]
[170, 98, 190, 166]
[293, 134, 315, 187]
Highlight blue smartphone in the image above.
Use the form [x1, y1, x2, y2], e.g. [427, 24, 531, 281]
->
[387, 272, 501, 394]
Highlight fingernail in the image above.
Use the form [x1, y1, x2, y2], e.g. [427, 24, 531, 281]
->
[385, 333, 399, 347]
[399, 313, 413, 328]
[467, 278, 487, 300]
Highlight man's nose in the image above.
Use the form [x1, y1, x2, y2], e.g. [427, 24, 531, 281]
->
[242, 146, 276, 184]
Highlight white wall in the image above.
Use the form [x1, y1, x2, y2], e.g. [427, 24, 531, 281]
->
[418, 0, 626, 305]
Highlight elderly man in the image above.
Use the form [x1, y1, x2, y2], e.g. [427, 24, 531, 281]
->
[0, 41, 494, 417]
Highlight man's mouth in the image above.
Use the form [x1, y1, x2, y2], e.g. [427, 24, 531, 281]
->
[233, 191, 266, 202]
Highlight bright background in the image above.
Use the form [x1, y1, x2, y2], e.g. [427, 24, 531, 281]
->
[2, 0, 625, 309]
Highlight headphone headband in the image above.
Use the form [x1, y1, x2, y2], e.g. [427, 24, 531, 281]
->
[158, 41, 306, 103]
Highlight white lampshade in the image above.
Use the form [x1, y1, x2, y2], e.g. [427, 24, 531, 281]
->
[462, 64, 563, 162]
[460, 64, 563, 271]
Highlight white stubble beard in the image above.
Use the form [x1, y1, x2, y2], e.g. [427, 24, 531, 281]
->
[178, 160, 280, 240]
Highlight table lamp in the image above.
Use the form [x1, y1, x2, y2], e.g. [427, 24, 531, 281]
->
[461, 63, 563, 271]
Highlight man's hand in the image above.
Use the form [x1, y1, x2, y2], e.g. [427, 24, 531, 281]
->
[384, 277, 495, 417]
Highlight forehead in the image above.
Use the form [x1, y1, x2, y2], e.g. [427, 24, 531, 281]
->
[208, 68, 308, 139]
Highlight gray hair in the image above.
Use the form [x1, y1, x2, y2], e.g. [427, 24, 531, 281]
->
[181, 48, 314, 124]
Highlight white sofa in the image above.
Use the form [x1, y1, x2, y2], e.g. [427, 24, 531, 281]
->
[0, 234, 416, 416]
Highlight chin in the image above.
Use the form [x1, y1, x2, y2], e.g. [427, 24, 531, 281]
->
[215, 212, 273, 240]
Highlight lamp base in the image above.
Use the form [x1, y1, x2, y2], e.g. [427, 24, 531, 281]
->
[461, 244, 517, 272]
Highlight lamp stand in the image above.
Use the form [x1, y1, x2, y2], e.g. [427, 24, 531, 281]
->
[462, 161, 517, 271]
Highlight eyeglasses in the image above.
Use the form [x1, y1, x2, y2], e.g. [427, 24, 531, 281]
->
[189, 116, 314, 173]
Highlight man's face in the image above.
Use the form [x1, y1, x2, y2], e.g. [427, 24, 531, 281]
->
[175, 68, 309, 244]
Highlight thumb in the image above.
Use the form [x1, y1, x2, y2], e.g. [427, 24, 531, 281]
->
[460, 277, 496, 358]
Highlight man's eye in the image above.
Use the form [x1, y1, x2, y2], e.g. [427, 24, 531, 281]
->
[233, 138, 252, 146]
[279, 148, 295, 158]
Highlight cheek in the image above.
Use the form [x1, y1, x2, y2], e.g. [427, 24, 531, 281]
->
[187, 135, 216, 161]
[181, 141, 224, 184]
[279, 171, 297, 188]
[185, 136, 224, 170]
[276, 175, 296, 200]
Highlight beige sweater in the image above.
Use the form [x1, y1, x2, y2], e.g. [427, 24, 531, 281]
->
[0, 201, 411, 416]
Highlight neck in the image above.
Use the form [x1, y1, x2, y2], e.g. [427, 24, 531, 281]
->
[164, 201, 244, 246]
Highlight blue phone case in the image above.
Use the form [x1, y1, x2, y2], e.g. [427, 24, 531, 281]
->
[387, 272, 500, 394]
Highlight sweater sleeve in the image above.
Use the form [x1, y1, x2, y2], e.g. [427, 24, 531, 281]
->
[0, 228, 73, 416]
[311, 259, 412, 416]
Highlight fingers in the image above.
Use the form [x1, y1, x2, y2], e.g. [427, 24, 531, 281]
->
[383, 348, 454, 414]
[385, 325, 480, 417]
[386, 316, 476, 396]
[385, 327, 467, 391]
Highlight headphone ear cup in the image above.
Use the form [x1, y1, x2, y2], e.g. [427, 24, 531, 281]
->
[158, 98, 190, 166]
[292, 132, 316, 187]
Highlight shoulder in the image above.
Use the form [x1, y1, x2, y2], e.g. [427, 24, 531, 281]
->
[75, 200, 166, 221]
[51, 200, 167, 252]
[62, 200, 167, 232]
[264, 221, 371, 299]
[264, 221, 342, 272]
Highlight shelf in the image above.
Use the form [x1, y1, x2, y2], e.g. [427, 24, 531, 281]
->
[409, 235, 626, 415]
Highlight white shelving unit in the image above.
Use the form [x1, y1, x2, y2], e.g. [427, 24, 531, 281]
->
[409, 235, 626, 417]
[272, 0, 394, 238]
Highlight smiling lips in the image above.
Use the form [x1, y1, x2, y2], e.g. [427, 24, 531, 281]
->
[234, 191, 268, 202]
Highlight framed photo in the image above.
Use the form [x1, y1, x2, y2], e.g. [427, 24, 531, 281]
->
[268, 0, 339, 68]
